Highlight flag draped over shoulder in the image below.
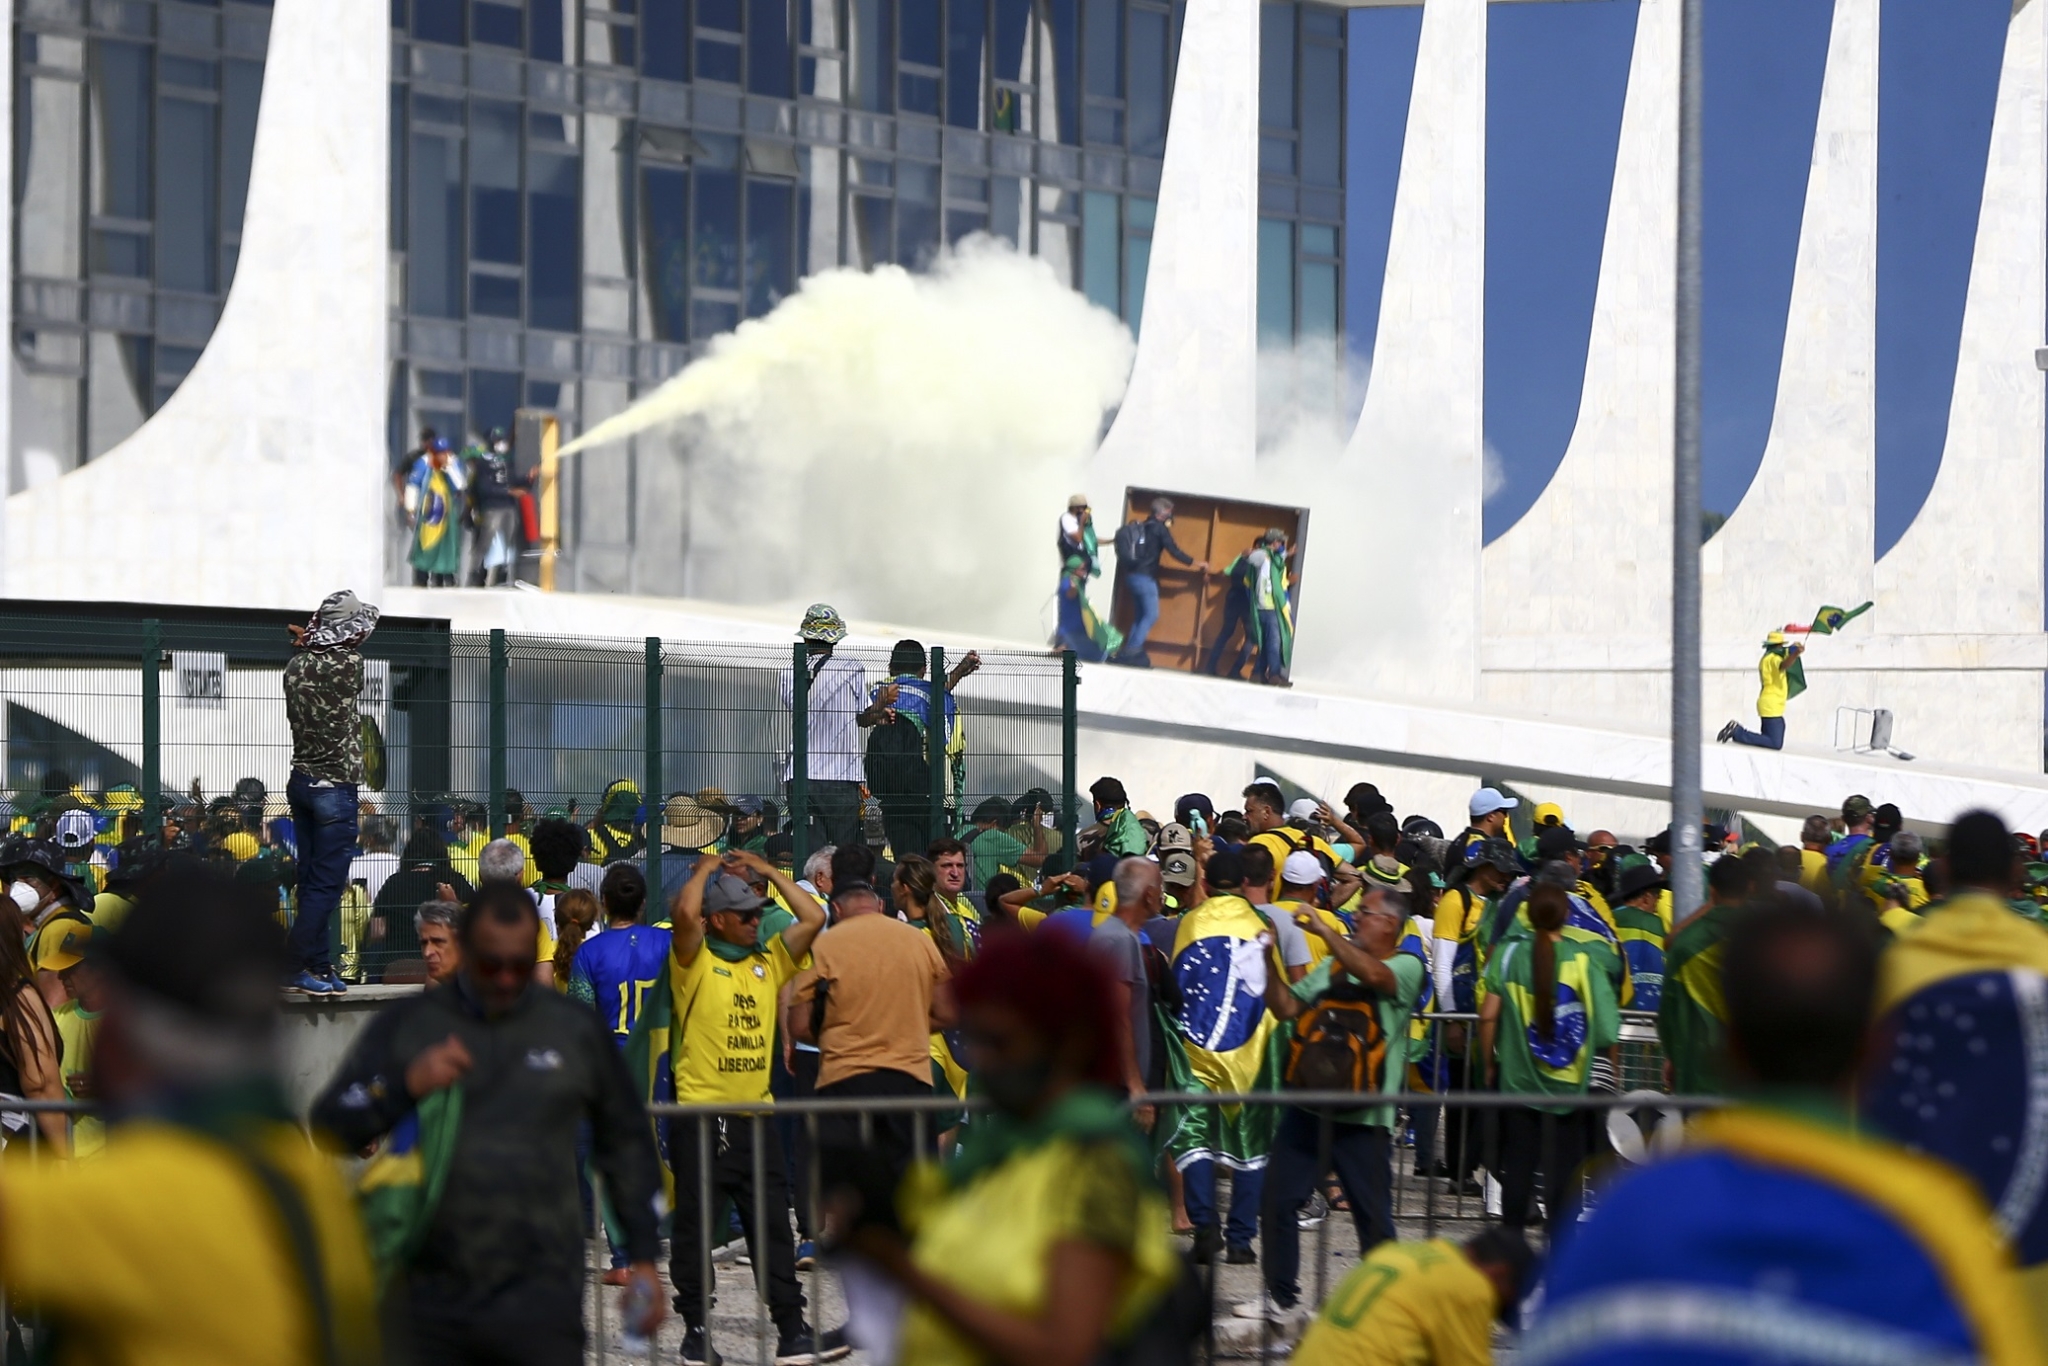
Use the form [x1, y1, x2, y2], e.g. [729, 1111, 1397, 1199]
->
[357, 1087, 464, 1291]
[1161, 895, 1283, 1169]
[623, 969, 678, 1205]
[1660, 904, 1735, 1095]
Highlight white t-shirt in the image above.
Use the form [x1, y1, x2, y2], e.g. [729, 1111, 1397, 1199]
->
[780, 654, 871, 785]
[1254, 903, 1313, 971]
[347, 851, 399, 901]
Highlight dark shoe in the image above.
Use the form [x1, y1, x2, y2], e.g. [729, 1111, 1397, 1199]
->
[286, 970, 337, 998]
[774, 1324, 851, 1364]
[681, 1326, 721, 1366]
[1190, 1226, 1222, 1265]
[322, 969, 349, 996]
[1226, 1243, 1258, 1265]
[1717, 720, 1739, 743]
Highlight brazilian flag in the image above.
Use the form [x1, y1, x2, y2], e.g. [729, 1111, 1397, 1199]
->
[357, 1088, 464, 1291]
[1806, 601, 1873, 636]
[623, 968, 679, 1207]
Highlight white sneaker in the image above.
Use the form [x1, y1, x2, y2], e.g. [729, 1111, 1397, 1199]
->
[1230, 1296, 1309, 1333]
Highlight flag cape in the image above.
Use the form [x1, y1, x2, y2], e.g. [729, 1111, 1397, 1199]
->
[1244, 551, 1296, 672]
[1660, 903, 1735, 1095]
[1766, 644, 1808, 702]
[1163, 894, 1284, 1168]
[622, 966, 678, 1206]
[357, 1086, 464, 1291]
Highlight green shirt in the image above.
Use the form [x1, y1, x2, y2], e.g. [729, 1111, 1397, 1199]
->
[1483, 935, 1620, 1113]
[1285, 953, 1424, 1128]
[969, 826, 1029, 888]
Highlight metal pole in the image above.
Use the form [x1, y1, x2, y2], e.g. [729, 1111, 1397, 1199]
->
[140, 619, 160, 841]
[928, 645, 946, 850]
[1671, 0, 1706, 916]
[645, 637, 665, 917]
[489, 629, 508, 840]
[791, 642, 810, 865]
[1061, 650, 1079, 867]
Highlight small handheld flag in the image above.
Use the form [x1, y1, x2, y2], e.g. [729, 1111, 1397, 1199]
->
[1783, 601, 1873, 636]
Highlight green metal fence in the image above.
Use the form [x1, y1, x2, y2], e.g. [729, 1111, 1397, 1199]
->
[0, 602, 1077, 979]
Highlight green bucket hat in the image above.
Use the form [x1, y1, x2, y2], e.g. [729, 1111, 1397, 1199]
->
[800, 603, 847, 644]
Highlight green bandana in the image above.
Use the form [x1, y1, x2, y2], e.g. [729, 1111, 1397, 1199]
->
[704, 935, 759, 964]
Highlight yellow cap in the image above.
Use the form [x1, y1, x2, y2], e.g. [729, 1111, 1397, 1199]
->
[41, 919, 95, 973]
[1533, 802, 1565, 827]
[221, 831, 259, 862]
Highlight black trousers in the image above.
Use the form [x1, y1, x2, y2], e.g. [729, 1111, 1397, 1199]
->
[666, 1114, 807, 1332]
[1496, 1106, 1593, 1236]
[816, 1068, 934, 1221]
[1260, 1110, 1394, 1309]
[1202, 591, 1253, 679]
[786, 778, 865, 854]
[397, 1283, 582, 1366]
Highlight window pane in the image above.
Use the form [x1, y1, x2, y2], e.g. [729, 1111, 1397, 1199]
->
[851, 0, 892, 110]
[1300, 222, 1335, 256]
[529, 152, 579, 330]
[1080, 190, 1118, 313]
[745, 179, 794, 315]
[413, 0, 464, 44]
[701, 0, 743, 32]
[1129, 6, 1166, 158]
[1300, 259, 1336, 338]
[531, 0, 567, 60]
[644, 0, 687, 79]
[90, 41, 151, 221]
[470, 368, 521, 437]
[1303, 5, 1341, 39]
[222, 61, 263, 234]
[92, 231, 148, 277]
[474, 2, 523, 47]
[19, 75, 86, 280]
[699, 37, 743, 83]
[898, 160, 939, 201]
[1084, 0, 1121, 99]
[1123, 230, 1149, 331]
[1256, 216, 1293, 344]
[900, 0, 941, 67]
[160, 56, 217, 91]
[1083, 105, 1121, 146]
[471, 272, 521, 316]
[749, 0, 794, 96]
[157, 99, 217, 292]
[693, 165, 740, 288]
[1046, 0, 1078, 144]
[1259, 135, 1293, 177]
[993, 0, 1031, 84]
[409, 135, 464, 316]
[990, 174, 1024, 245]
[900, 72, 941, 118]
[641, 164, 690, 341]
[1301, 42, 1340, 187]
[851, 194, 892, 267]
[419, 368, 464, 397]
[471, 102, 523, 265]
[945, 208, 985, 243]
[1259, 2, 1294, 131]
[692, 299, 739, 339]
[897, 196, 939, 267]
[946, 0, 986, 129]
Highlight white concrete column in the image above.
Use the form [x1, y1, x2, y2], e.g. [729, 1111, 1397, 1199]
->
[1700, 0, 1878, 642]
[1482, 0, 1676, 648]
[1331, 0, 1487, 700]
[4, 0, 388, 610]
[1874, 0, 2045, 636]
[1087, 0, 1258, 486]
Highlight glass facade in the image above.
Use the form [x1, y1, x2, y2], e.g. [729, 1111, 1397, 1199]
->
[10, 0, 1344, 590]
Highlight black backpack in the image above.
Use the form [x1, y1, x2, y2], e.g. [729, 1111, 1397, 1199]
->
[1112, 519, 1145, 565]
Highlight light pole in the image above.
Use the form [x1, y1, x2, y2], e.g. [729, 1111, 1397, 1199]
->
[1671, 0, 1705, 914]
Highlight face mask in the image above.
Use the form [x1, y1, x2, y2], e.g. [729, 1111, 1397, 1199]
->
[7, 881, 40, 914]
[978, 1054, 1056, 1117]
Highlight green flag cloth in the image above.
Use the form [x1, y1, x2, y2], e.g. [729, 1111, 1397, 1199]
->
[1806, 602, 1873, 635]
[1155, 1002, 1283, 1171]
[623, 965, 679, 1207]
[1660, 903, 1739, 1096]
[357, 1086, 464, 1292]
[1769, 645, 1808, 702]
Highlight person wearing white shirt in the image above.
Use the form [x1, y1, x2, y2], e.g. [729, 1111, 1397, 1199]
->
[781, 604, 891, 851]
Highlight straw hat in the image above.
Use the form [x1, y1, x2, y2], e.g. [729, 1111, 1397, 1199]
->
[662, 796, 724, 850]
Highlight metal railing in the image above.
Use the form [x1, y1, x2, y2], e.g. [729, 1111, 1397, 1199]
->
[0, 605, 1078, 979]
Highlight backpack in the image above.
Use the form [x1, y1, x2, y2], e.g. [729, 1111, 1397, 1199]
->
[1284, 977, 1389, 1093]
[1112, 519, 1145, 565]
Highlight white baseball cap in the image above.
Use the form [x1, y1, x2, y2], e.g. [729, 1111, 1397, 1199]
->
[1281, 851, 1325, 886]
[1286, 798, 1322, 823]
[1469, 787, 1519, 818]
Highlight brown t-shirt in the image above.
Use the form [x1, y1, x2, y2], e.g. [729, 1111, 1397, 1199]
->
[790, 912, 950, 1089]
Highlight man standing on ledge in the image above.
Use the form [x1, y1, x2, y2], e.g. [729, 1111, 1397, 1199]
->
[1112, 497, 1208, 666]
[1718, 630, 1802, 749]
[283, 590, 378, 998]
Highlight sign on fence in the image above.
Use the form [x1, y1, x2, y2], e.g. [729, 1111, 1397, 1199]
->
[169, 651, 226, 710]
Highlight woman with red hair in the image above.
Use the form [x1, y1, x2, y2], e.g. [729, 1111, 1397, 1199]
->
[845, 930, 1180, 1366]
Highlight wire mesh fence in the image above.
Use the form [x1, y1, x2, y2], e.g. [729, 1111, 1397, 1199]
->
[0, 605, 1075, 983]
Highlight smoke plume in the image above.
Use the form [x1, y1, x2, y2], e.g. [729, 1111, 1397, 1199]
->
[561, 238, 1135, 642]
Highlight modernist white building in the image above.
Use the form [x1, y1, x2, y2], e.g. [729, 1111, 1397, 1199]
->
[3, 0, 2045, 825]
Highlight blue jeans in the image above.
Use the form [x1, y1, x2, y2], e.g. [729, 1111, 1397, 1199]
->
[1261, 1110, 1393, 1307]
[1732, 715, 1786, 749]
[1256, 608, 1284, 682]
[1122, 573, 1161, 659]
[286, 769, 358, 975]
[1181, 1157, 1264, 1249]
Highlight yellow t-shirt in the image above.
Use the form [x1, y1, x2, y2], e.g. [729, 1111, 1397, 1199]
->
[1800, 848, 1829, 892]
[0, 1120, 379, 1366]
[53, 1001, 103, 1158]
[1250, 830, 1338, 881]
[672, 935, 803, 1103]
[1276, 900, 1352, 968]
[1757, 651, 1790, 718]
[1292, 1238, 1497, 1366]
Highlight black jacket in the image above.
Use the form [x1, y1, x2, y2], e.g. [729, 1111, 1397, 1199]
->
[310, 978, 661, 1323]
[1117, 517, 1195, 577]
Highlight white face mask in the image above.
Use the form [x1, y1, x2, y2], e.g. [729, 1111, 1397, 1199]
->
[7, 881, 40, 914]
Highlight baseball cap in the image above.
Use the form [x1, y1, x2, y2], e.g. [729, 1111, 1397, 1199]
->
[1156, 822, 1195, 853]
[729, 795, 766, 818]
[763, 831, 795, 864]
[1469, 787, 1519, 819]
[1161, 849, 1197, 887]
[1286, 798, 1322, 824]
[1842, 795, 1874, 824]
[1068, 492, 1090, 510]
[1465, 837, 1521, 875]
[703, 873, 767, 916]
[1281, 851, 1325, 886]
[52, 808, 98, 851]
[1535, 826, 1584, 861]
[42, 919, 97, 973]
[1532, 802, 1565, 828]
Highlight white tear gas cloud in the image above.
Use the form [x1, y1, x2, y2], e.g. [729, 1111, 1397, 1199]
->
[561, 238, 1135, 642]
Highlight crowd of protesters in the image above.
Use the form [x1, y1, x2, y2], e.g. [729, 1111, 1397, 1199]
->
[4, 594, 2048, 1364]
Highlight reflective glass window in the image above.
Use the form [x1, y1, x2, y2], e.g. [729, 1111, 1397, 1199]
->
[413, 0, 464, 44]
[529, 151, 579, 330]
[159, 56, 216, 90]
[699, 38, 743, 83]
[222, 61, 262, 235]
[1300, 259, 1336, 338]
[693, 141, 742, 288]
[746, 179, 794, 315]
[1259, 3, 1294, 131]
[701, 0, 743, 31]
[1080, 189, 1117, 313]
[946, 0, 985, 129]
[409, 134, 464, 316]
[470, 368, 522, 437]
[851, 0, 892, 110]
[750, 0, 794, 96]
[91, 41, 151, 220]
[531, 0, 568, 60]
[157, 99, 217, 292]
[851, 194, 892, 267]
[900, 0, 941, 66]
[1046, 0, 1078, 143]
[945, 208, 985, 243]
[990, 175, 1024, 245]
[1301, 42, 1340, 187]
[1084, 0, 1120, 99]
[474, 2, 523, 48]
[993, 0, 1031, 84]
[897, 159, 939, 263]
[1128, 5, 1167, 158]
[644, 0, 688, 80]
[470, 102, 523, 266]
[1301, 222, 1335, 257]
[1123, 193, 1153, 330]
[1256, 216, 1293, 342]
[641, 164, 691, 340]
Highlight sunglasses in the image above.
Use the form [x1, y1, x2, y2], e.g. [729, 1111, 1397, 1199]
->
[471, 952, 533, 978]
